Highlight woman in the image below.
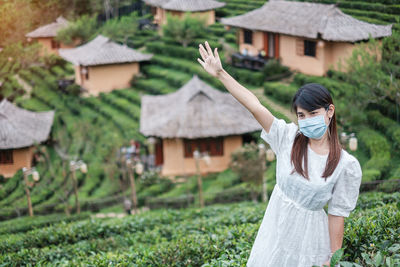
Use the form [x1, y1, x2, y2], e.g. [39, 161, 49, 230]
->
[197, 41, 362, 267]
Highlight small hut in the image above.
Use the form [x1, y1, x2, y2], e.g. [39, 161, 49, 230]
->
[143, 0, 226, 26]
[0, 99, 54, 178]
[140, 75, 261, 177]
[58, 35, 153, 96]
[221, 0, 392, 76]
[25, 16, 73, 56]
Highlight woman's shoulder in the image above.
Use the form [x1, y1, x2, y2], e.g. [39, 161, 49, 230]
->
[338, 148, 362, 176]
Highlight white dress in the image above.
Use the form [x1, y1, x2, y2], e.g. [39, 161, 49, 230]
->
[246, 117, 363, 267]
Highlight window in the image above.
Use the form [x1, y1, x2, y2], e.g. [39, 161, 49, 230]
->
[51, 39, 60, 49]
[0, 149, 13, 164]
[243, 29, 253, 44]
[81, 67, 89, 80]
[183, 137, 223, 158]
[304, 40, 316, 57]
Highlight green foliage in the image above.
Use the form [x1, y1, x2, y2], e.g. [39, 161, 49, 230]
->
[329, 37, 399, 128]
[225, 64, 265, 86]
[230, 143, 264, 202]
[100, 11, 140, 45]
[0, 42, 41, 72]
[382, 29, 400, 78]
[65, 83, 82, 96]
[358, 128, 391, 181]
[263, 81, 298, 104]
[0, 191, 398, 266]
[261, 58, 291, 81]
[55, 14, 98, 45]
[0, 212, 91, 235]
[367, 110, 400, 149]
[162, 12, 208, 47]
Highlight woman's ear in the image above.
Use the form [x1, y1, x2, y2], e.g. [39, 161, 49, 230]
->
[328, 104, 335, 119]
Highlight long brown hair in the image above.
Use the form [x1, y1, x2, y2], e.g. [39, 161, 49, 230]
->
[290, 83, 342, 181]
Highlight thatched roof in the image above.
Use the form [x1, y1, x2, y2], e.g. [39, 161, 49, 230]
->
[0, 99, 55, 149]
[143, 0, 225, 12]
[221, 0, 392, 42]
[58, 35, 153, 66]
[26, 16, 69, 38]
[140, 75, 262, 139]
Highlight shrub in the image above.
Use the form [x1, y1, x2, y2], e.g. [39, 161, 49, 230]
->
[263, 81, 298, 104]
[358, 128, 391, 181]
[261, 58, 291, 81]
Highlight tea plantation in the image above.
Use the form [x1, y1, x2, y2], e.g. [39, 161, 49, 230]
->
[0, 190, 398, 266]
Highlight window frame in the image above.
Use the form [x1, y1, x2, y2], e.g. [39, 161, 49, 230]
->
[51, 39, 60, 49]
[183, 137, 224, 158]
[0, 149, 13, 164]
[243, 29, 253, 45]
[304, 39, 316, 57]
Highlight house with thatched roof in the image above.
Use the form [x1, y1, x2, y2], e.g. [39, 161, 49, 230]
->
[221, 0, 392, 76]
[140, 75, 261, 177]
[58, 35, 153, 96]
[0, 99, 54, 178]
[143, 0, 226, 26]
[25, 16, 75, 56]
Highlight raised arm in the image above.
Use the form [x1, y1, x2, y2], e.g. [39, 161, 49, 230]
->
[197, 41, 275, 133]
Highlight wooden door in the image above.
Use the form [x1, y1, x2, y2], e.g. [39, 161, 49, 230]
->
[263, 32, 269, 57]
[263, 32, 280, 59]
[155, 139, 163, 165]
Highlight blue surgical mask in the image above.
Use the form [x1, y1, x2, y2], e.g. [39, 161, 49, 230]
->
[298, 111, 331, 139]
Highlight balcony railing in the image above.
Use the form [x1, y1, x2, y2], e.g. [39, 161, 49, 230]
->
[231, 52, 269, 71]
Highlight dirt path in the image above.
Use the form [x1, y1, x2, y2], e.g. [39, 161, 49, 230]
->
[253, 88, 297, 122]
[14, 74, 32, 99]
[91, 206, 150, 219]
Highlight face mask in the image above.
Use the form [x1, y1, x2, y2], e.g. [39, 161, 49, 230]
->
[298, 110, 331, 139]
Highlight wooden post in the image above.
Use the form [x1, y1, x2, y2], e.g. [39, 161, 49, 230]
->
[71, 170, 80, 214]
[127, 164, 138, 214]
[23, 172, 34, 217]
[260, 149, 268, 203]
[195, 158, 204, 208]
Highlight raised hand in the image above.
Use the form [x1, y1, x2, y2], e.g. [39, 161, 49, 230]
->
[197, 41, 223, 78]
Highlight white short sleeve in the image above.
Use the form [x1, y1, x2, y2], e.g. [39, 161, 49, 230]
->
[327, 156, 363, 217]
[260, 116, 298, 155]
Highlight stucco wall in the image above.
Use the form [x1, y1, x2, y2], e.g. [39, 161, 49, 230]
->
[235, 30, 383, 76]
[324, 41, 356, 72]
[238, 29, 264, 56]
[74, 62, 140, 96]
[161, 135, 243, 177]
[279, 34, 327, 76]
[0, 147, 34, 178]
[33, 37, 75, 56]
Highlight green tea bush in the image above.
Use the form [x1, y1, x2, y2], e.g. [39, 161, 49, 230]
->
[263, 81, 298, 104]
[358, 128, 391, 181]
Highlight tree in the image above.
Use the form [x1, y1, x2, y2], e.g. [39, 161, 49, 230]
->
[100, 11, 140, 45]
[55, 14, 98, 46]
[229, 142, 264, 203]
[331, 35, 400, 128]
[162, 12, 207, 47]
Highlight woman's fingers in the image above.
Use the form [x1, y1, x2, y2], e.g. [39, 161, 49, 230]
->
[197, 58, 205, 68]
[205, 41, 214, 58]
[214, 47, 220, 62]
[199, 45, 208, 61]
[199, 44, 209, 59]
